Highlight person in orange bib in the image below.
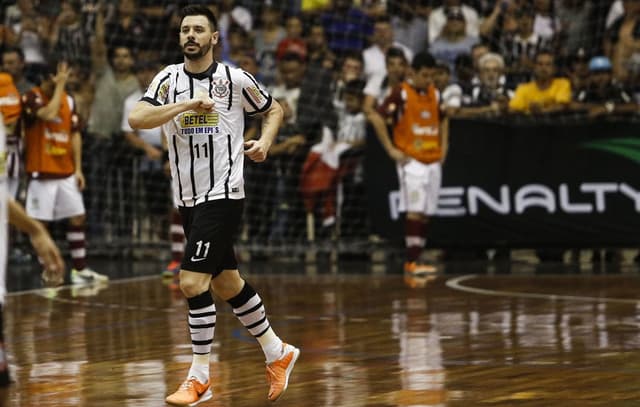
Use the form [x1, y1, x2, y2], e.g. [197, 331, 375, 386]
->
[22, 62, 108, 285]
[375, 52, 449, 288]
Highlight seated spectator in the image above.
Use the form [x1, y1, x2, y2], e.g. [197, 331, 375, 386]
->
[572, 56, 637, 117]
[389, 0, 430, 54]
[605, 0, 640, 82]
[363, 46, 408, 112]
[321, 0, 373, 55]
[509, 50, 571, 114]
[362, 15, 412, 86]
[457, 52, 512, 118]
[429, 0, 479, 43]
[430, 7, 478, 75]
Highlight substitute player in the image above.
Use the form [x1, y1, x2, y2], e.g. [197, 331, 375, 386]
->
[375, 52, 449, 288]
[22, 62, 108, 285]
[128, 5, 299, 405]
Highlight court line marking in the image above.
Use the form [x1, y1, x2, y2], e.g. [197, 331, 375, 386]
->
[446, 274, 640, 305]
[6, 274, 159, 297]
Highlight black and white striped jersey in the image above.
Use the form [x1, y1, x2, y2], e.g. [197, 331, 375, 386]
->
[142, 62, 272, 207]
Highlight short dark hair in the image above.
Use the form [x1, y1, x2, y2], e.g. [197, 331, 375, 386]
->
[386, 47, 407, 62]
[2, 46, 25, 61]
[180, 5, 218, 31]
[535, 49, 555, 64]
[343, 78, 366, 98]
[279, 51, 306, 65]
[411, 51, 436, 70]
[341, 51, 364, 66]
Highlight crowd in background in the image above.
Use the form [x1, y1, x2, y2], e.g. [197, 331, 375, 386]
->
[1, 0, 639, 257]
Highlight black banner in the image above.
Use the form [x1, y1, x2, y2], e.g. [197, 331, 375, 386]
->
[365, 118, 640, 248]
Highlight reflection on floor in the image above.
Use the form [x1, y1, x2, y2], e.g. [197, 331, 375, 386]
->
[2, 255, 640, 406]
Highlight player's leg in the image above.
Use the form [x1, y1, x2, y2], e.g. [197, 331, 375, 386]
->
[397, 160, 438, 286]
[166, 204, 220, 406]
[163, 209, 184, 279]
[212, 268, 300, 402]
[54, 175, 107, 284]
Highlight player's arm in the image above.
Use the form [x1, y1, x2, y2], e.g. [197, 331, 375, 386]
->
[440, 115, 449, 162]
[36, 62, 70, 121]
[244, 99, 283, 162]
[128, 98, 213, 130]
[367, 87, 406, 162]
[71, 130, 85, 190]
[8, 199, 64, 285]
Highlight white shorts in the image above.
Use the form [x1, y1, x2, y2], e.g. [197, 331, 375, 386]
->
[26, 175, 85, 221]
[397, 159, 442, 216]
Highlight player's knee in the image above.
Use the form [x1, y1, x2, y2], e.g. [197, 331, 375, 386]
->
[68, 214, 86, 226]
[179, 274, 211, 298]
[211, 270, 244, 300]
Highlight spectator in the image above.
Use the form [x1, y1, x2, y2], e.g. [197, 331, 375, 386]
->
[87, 7, 138, 241]
[1, 46, 34, 94]
[48, 0, 91, 67]
[332, 52, 364, 115]
[388, 0, 430, 54]
[104, 0, 149, 55]
[362, 15, 412, 87]
[253, 5, 286, 86]
[532, 0, 558, 41]
[276, 15, 307, 62]
[321, 0, 373, 55]
[500, 6, 553, 86]
[306, 19, 336, 70]
[509, 50, 571, 114]
[21, 62, 108, 284]
[300, 79, 368, 237]
[4, 0, 48, 66]
[470, 42, 490, 74]
[556, 0, 595, 57]
[430, 7, 478, 75]
[217, 0, 253, 35]
[429, 0, 480, 43]
[605, 0, 640, 82]
[433, 62, 463, 116]
[363, 46, 408, 112]
[566, 47, 591, 98]
[572, 56, 637, 117]
[457, 52, 512, 118]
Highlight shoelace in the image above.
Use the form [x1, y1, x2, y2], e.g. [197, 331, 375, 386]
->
[180, 379, 196, 390]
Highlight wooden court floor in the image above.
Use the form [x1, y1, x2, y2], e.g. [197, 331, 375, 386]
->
[1, 261, 640, 406]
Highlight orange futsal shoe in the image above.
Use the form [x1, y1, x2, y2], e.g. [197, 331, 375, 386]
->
[403, 262, 437, 288]
[166, 377, 212, 406]
[266, 343, 300, 402]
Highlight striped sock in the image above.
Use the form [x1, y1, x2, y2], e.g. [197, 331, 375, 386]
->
[170, 210, 184, 262]
[228, 282, 283, 363]
[405, 218, 426, 263]
[187, 291, 216, 382]
[67, 225, 87, 270]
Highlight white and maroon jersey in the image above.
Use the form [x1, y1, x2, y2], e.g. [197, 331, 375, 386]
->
[142, 62, 272, 207]
[0, 114, 8, 304]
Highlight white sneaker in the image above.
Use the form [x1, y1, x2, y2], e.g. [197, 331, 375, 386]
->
[71, 268, 109, 285]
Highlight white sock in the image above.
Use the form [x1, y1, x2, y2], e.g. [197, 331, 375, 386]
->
[187, 354, 210, 383]
[259, 328, 284, 364]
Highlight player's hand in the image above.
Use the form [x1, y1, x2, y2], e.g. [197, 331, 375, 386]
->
[244, 139, 270, 162]
[30, 229, 65, 287]
[52, 61, 71, 86]
[145, 145, 162, 160]
[388, 147, 408, 163]
[190, 97, 215, 113]
[75, 169, 86, 191]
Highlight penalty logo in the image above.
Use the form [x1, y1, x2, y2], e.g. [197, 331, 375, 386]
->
[213, 78, 230, 98]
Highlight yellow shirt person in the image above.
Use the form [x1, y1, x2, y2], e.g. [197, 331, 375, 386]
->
[509, 78, 572, 113]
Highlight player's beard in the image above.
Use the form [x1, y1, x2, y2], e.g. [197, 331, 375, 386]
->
[183, 42, 212, 61]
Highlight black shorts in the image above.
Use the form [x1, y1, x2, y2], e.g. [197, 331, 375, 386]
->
[179, 199, 244, 276]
